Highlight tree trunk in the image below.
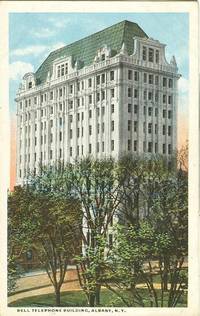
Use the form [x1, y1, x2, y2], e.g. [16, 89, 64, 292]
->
[95, 285, 101, 306]
[89, 292, 96, 307]
[163, 256, 169, 291]
[55, 288, 61, 306]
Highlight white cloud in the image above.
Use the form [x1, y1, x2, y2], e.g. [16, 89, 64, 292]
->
[10, 61, 34, 81]
[178, 77, 189, 94]
[33, 28, 55, 38]
[11, 42, 65, 59]
[11, 45, 48, 57]
[47, 17, 72, 29]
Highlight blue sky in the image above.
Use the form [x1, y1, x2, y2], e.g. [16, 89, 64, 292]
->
[9, 12, 189, 115]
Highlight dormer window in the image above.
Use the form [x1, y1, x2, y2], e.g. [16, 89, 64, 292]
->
[28, 82, 32, 89]
[156, 50, 159, 63]
[57, 63, 68, 78]
[101, 54, 105, 61]
[142, 46, 147, 61]
[149, 48, 154, 62]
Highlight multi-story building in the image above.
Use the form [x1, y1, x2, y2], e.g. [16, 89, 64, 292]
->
[15, 20, 180, 185]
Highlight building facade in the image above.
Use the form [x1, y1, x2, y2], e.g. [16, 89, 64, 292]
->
[15, 20, 180, 185]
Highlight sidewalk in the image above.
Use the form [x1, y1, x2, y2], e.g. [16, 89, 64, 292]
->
[8, 269, 80, 304]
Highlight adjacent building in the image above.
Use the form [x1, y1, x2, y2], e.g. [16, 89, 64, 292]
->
[15, 20, 180, 185]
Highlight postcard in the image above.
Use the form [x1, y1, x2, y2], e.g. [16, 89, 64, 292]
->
[0, 1, 199, 316]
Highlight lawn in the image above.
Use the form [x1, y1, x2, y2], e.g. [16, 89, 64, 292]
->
[9, 288, 187, 307]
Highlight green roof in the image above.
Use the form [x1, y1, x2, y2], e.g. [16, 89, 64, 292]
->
[35, 20, 148, 85]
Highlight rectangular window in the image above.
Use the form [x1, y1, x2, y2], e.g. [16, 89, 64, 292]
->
[70, 85, 73, 94]
[155, 108, 158, 116]
[102, 107, 105, 115]
[111, 89, 115, 98]
[168, 95, 172, 104]
[128, 87, 132, 97]
[110, 71, 114, 81]
[155, 76, 159, 85]
[149, 74, 153, 84]
[77, 128, 80, 138]
[102, 91, 105, 100]
[134, 71, 139, 81]
[111, 120, 114, 131]
[163, 95, 166, 103]
[148, 142, 152, 153]
[89, 109, 92, 118]
[82, 127, 84, 137]
[77, 82, 80, 91]
[102, 141, 104, 152]
[143, 46, 147, 61]
[128, 104, 132, 113]
[70, 147, 72, 157]
[50, 150, 53, 159]
[155, 124, 158, 134]
[111, 104, 114, 113]
[69, 100, 73, 109]
[149, 48, 154, 62]
[163, 78, 167, 87]
[163, 109, 166, 118]
[134, 89, 138, 98]
[143, 90, 147, 100]
[111, 140, 114, 151]
[169, 79, 173, 88]
[144, 73, 147, 83]
[97, 92, 100, 102]
[59, 149, 62, 158]
[89, 95, 92, 104]
[155, 50, 159, 63]
[155, 92, 159, 102]
[128, 120, 131, 131]
[163, 144, 166, 154]
[97, 75, 100, 85]
[97, 123, 100, 134]
[168, 110, 172, 119]
[97, 108, 100, 116]
[148, 91, 153, 100]
[102, 73, 105, 84]
[59, 132, 62, 141]
[59, 88, 62, 97]
[77, 113, 80, 121]
[89, 143, 92, 154]
[163, 125, 166, 135]
[82, 112, 84, 120]
[34, 97, 37, 104]
[89, 125, 92, 135]
[148, 107, 152, 116]
[134, 121, 137, 132]
[134, 104, 138, 114]
[148, 123, 152, 134]
[134, 140, 137, 152]
[88, 78, 92, 88]
[168, 126, 172, 136]
[50, 133, 53, 143]
[77, 146, 79, 156]
[128, 139, 131, 151]
[70, 129, 73, 139]
[97, 142, 99, 153]
[81, 81, 84, 90]
[128, 70, 132, 80]
[69, 115, 73, 123]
